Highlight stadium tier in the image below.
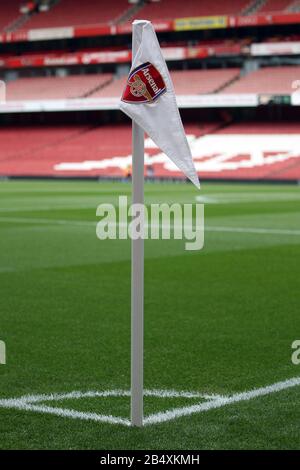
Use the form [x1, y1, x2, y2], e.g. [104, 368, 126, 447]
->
[5, 74, 112, 100]
[91, 69, 241, 98]
[223, 66, 300, 94]
[0, 4, 299, 183]
[130, 0, 250, 21]
[19, 0, 132, 29]
[0, 125, 91, 160]
[5, 66, 299, 101]
[0, 1, 23, 31]
[0, 122, 299, 181]
[258, 0, 294, 13]
[1, 0, 299, 35]
[4, 69, 241, 102]
[167, 69, 240, 95]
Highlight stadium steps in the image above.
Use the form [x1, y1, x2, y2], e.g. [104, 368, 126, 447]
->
[81, 76, 115, 98]
[5, 74, 114, 101]
[286, 0, 300, 11]
[221, 66, 300, 94]
[3, 11, 32, 33]
[12, 0, 62, 33]
[256, 0, 295, 13]
[214, 73, 241, 94]
[197, 121, 234, 141]
[4, 13, 30, 33]
[10, 0, 61, 32]
[242, 0, 267, 15]
[115, 0, 145, 25]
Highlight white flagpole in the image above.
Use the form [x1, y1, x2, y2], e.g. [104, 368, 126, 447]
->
[131, 21, 145, 427]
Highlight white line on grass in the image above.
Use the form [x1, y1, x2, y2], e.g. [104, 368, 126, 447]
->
[0, 216, 94, 227]
[0, 389, 219, 427]
[195, 194, 300, 204]
[0, 205, 96, 213]
[0, 216, 299, 236]
[144, 376, 300, 425]
[17, 389, 222, 403]
[0, 398, 130, 426]
[205, 226, 300, 236]
[0, 377, 299, 427]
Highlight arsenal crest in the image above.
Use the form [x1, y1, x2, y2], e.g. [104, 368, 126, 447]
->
[121, 62, 166, 104]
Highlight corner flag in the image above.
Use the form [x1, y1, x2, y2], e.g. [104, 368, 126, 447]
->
[120, 20, 200, 188]
[119, 20, 200, 427]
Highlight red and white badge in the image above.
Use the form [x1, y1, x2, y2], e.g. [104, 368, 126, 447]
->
[121, 62, 166, 104]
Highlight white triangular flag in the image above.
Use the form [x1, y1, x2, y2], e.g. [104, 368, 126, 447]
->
[119, 20, 200, 188]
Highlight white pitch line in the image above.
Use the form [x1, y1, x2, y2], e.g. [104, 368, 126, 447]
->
[205, 226, 300, 236]
[0, 398, 130, 426]
[196, 194, 300, 204]
[144, 389, 223, 400]
[14, 389, 223, 404]
[0, 389, 219, 427]
[0, 216, 299, 236]
[0, 216, 94, 227]
[18, 389, 132, 403]
[0, 205, 97, 213]
[144, 376, 300, 425]
[0, 377, 299, 427]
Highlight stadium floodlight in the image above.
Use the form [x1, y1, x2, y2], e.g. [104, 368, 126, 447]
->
[119, 20, 199, 427]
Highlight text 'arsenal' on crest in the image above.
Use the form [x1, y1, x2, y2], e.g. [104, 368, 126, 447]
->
[121, 62, 167, 104]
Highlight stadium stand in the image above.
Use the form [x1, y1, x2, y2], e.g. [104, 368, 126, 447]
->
[0, 125, 90, 161]
[223, 66, 300, 94]
[287, 0, 300, 11]
[0, 124, 134, 177]
[0, 0, 298, 35]
[6, 73, 112, 100]
[0, 3, 299, 183]
[169, 69, 240, 95]
[200, 122, 300, 180]
[22, 0, 133, 29]
[1, 122, 299, 181]
[0, 123, 208, 177]
[91, 68, 241, 98]
[257, 0, 294, 13]
[0, 1, 23, 31]
[131, 0, 252, 21]
[6, 65, 300, 101]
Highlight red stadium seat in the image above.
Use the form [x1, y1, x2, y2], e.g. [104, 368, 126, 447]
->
[23, 0, 132, 29]
[6, 74, 113, 101]
[0, 0, 24, 31]
[223, 66, 300, 94]
[131, 0, 251, 22]
[257, 0, 294, 13]
[92, 69, 241, 98]
[1, 122, 300, 181]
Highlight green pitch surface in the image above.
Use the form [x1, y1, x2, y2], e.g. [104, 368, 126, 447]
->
[0, 180, 299, 449]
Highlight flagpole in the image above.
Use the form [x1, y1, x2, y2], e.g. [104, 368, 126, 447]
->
[131, 21, 145, 427]
[120, 19, 199, 426]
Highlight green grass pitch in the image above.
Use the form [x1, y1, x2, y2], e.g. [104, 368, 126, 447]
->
[0, 179, 299, 449]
